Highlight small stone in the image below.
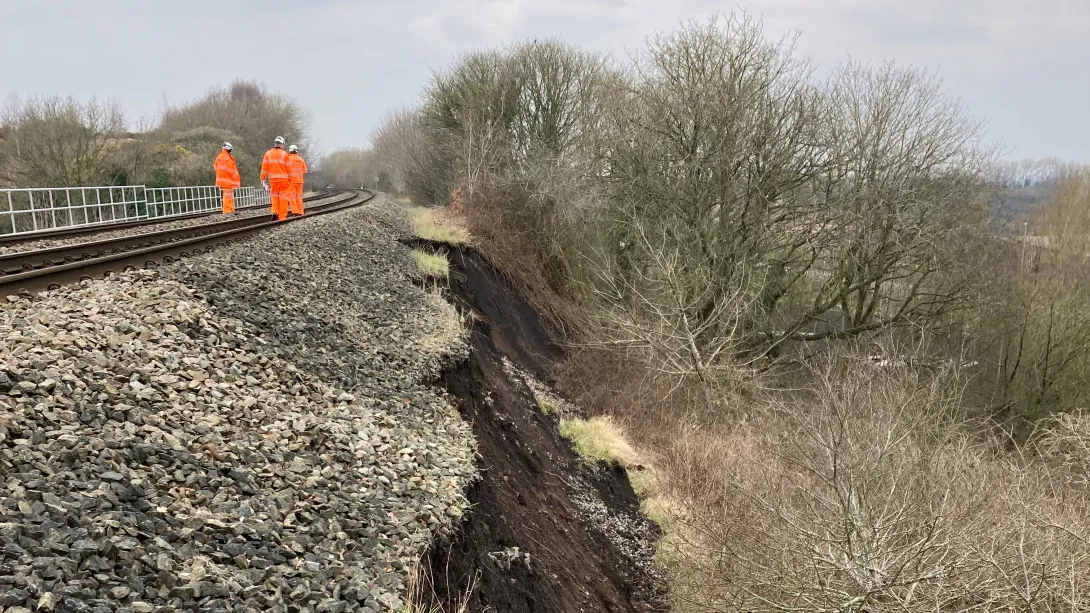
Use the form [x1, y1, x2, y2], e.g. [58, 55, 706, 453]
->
[116, 537, 139, 550]
[110, 585, 131, 599]
[36, 592, 56, 611]
[317, 600, 348, 613]
[131, 603, 154, 613]
[72, 540, 99, 553]
[1, 589, 30, 607]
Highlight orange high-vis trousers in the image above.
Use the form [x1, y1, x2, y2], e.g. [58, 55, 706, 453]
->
[221, 189, 235, 214]
[270, 181, 291, 220]
[289, 183, 305, 215]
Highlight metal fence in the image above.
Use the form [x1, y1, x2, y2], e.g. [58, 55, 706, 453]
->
[0, 184, 272, 237]
[0, 186, 146, 236]
[233, 186, 271, 211]
[145, 185, 222, 218]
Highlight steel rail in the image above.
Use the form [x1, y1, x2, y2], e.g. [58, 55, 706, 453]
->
[0, 191, 359, 276]
[0, 190, 374, 297]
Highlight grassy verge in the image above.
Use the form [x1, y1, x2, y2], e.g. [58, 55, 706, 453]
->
[555, 412, 692, 593]
[412, 249, 450, 279]
[558, 415, 642, 468]
[407, 205, 471, 246]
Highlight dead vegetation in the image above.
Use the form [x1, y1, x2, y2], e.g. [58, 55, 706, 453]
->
[558, 415, 642, 468]
[0, 94, 126, 187]
[401, 557, 479, 613]
[647, 361, 1090, 612]
[371, 8, 1090, 612]
[0, 79, 311, 190]
[407, 206, 471, 247]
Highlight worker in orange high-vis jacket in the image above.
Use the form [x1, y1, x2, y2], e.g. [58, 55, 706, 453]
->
[287, 144, 308, 216]
[260, 135, 292, 221]
[214, 142, 241, 214]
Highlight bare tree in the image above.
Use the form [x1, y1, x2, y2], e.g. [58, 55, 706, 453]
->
[770, 59, 997, 345]
[316, 147, 380, 189]
[423, 49, 521, 199]
[584, 13, 996, 385]
[577, 213, 762, 402]
[971, 168, 1090, 430]
[157, 79, 312, 185]
[371, 106, 453, 204]
[591, 11, 827, 365]
[370, 107, 416, 196]
[0, 94, 126, 187]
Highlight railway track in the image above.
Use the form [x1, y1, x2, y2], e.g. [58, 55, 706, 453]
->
[0, 190, 340, 247]
[0, 189, 374, 297]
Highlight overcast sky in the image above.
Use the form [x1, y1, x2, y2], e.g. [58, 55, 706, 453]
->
[1, 0, 1087, 162]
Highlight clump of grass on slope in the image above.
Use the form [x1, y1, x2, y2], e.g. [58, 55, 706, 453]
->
[559, 415, 643, 468]
[408, 206, 470, 246]
[412, 249, 449, 278]
[559, 415, 676, 525]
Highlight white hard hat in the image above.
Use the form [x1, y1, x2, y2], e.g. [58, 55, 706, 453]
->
[274, 135, 285, 145]
[288, 144, 298, 153]
[223, 142, 232, 151]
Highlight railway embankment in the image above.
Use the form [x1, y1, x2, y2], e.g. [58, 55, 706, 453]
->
[0, 194, 666, 613]
[0, 194, 476, 612]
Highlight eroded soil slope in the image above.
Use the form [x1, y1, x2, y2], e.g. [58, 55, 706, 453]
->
[410, 242, 669, 613]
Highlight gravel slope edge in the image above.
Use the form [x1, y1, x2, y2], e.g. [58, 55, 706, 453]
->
[0, 194, 478, 613]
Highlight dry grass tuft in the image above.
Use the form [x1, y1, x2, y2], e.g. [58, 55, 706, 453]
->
[556, 410, 686, 570]
[412, 249, 450, 279]
[400, 556, 479, 613]
[407, 206, 471, 246]
[559, 415, 644, 469]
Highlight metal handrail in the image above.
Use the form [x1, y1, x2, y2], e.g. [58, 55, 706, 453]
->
[0, 184, 271, 237]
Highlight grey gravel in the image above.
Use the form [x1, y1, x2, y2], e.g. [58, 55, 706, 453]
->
[0, 193, 477, 612]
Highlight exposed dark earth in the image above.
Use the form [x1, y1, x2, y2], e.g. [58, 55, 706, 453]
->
[405, 240, 669, 613]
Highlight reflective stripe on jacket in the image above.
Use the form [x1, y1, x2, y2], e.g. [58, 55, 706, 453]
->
[288, 154, 308, 184]
[214, 151, 241, 188]
[260, 147, 291, 182]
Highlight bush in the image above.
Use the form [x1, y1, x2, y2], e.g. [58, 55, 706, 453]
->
[158, 79, 310, 185]
[0, 94, 126, 187]
[345, 13, 1090, 611]
[148, 167, 170, 189]
[644, 356, 1090, 612]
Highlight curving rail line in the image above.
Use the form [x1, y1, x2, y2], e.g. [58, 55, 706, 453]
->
[0, 190, 341, 247]
[0, 189, 374, 297]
